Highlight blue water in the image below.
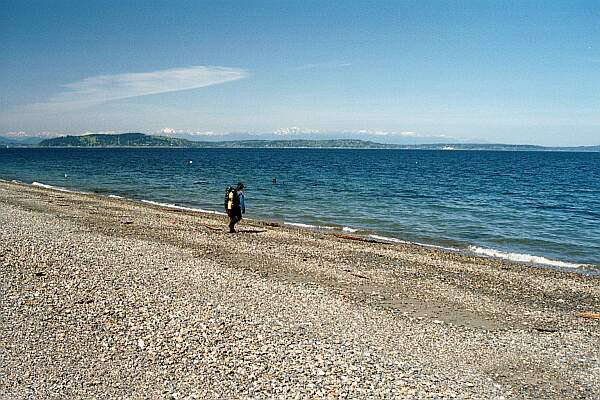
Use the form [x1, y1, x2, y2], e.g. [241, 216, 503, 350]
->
[1, 148, 599, 272]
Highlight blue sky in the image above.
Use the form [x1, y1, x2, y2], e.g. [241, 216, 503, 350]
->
[1, 0, 598, 145]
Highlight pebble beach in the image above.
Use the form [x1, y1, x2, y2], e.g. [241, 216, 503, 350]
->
[1, 180, 599, 399]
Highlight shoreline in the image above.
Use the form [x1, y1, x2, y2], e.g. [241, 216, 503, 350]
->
[4, 178, 595, 275]
[2, 144, 600, 152]
[1, 180, 599, 398]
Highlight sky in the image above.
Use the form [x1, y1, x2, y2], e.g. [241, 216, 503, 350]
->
[1, 0, 599, 146]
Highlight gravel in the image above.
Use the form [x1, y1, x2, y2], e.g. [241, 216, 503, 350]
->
[1, 181, 599, 399]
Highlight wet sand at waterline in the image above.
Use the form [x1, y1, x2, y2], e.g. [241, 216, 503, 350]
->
[1, 180, 599, 399]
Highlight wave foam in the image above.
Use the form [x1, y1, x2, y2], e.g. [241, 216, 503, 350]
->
[284, 222, 336, 230]
[468, 246, 584, 269]
[141, 199, 226, 216]
[107, 194, 123, 199]
[368, 234, 460, 251]
[32, 182, 74, 193]
[368, 234, 411, 244]
[284, 222, 358, 233]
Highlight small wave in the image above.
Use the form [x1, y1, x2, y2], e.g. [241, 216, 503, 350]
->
[468, 246, 585, 269]
[107, 194, 123, 199]
[368, 234, 411, 244]
[368, 234, 460, 251]
[284, 222, 359, 233]
[141, 199, 226, 216]
[284, 222, 336, 230]
[32, 182, 74, 193]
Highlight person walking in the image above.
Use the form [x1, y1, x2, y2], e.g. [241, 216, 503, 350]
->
[224, 182, 245, 233]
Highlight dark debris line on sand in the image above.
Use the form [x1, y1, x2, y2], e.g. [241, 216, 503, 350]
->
[0, 181, 599, 399]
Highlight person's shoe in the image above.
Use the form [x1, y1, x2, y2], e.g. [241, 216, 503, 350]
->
[229, 229, 236, 233]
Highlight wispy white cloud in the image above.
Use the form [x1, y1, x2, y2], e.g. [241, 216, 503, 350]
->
[21, 66, 249, 113]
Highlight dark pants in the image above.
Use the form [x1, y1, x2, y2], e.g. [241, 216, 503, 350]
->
[227, 208, 242, 232]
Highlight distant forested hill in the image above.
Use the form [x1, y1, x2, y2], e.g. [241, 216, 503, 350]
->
[194, 139, 393, 148]
[38, 135, 393, 148]
[35, 132, 600, 151]
[39, 133, 191, 147]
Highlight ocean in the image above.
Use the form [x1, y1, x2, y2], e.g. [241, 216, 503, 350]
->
[1, 148, 599, 274]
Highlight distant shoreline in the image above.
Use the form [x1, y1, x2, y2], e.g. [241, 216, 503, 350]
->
[3, 145, 600, 152]
[2, 132, 599, 151]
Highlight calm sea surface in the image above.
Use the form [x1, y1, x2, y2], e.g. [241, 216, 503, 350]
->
[1, 148, 599, 273]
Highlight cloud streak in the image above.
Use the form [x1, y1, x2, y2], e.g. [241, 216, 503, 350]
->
[22, 66, 249, 113]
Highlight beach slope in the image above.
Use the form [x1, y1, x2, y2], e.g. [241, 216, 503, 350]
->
[0, 181, 598, 399]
